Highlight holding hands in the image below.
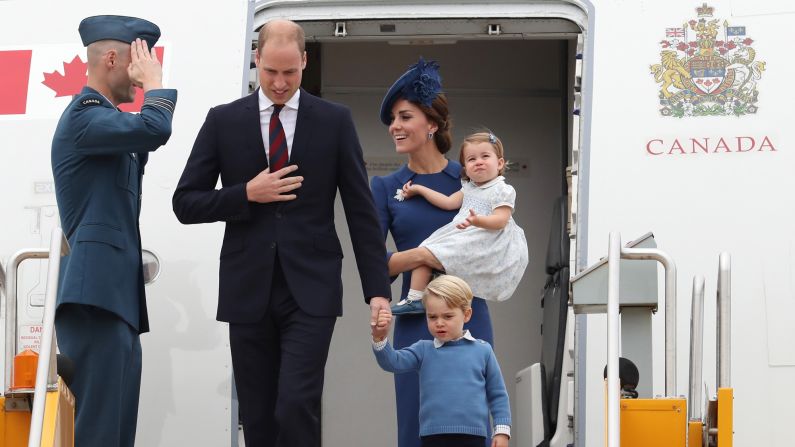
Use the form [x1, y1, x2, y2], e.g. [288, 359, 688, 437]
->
[371, 309, 392, 342]
[492, 434, 510, 447]
[128, 38, 163, 91]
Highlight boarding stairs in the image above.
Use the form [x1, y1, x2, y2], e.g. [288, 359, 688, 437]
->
[515, 197, 733, 447]
[1, 228, 74, 447]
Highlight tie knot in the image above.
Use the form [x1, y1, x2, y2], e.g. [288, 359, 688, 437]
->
[272, 104, 285, 115]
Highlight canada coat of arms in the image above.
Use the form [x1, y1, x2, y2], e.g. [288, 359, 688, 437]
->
[651, 3, 765, 117]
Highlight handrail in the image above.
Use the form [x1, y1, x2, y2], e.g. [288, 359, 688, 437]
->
[605, 232, 679, 447]
[688, 275, 705, 420]
[28, 227, 69, 447]
[717, 253, 731, 388]
[620, 246, 677, 396]
[0, 261, 5, 294]
[606, 232, 621, 447]
[4, 248, 49, 395]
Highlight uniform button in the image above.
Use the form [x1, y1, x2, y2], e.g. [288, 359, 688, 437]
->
[270, 242, 277, 249]
[275, 212, 282, 219]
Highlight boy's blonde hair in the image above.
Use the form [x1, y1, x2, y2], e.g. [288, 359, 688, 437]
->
[422, 275, 473, 312]
[459, 131, 506, 181]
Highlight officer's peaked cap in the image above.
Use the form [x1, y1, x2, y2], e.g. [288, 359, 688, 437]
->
[79, 15, 160, 48]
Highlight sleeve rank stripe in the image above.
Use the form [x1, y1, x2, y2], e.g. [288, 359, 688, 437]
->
[143, 98, 175, 114]
[143, 97, 176, 109]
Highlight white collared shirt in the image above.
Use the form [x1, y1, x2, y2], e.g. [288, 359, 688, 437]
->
[433, 329, 477, 348]
[258, 88, 300, 159]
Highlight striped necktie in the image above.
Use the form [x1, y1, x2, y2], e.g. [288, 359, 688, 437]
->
[269, 104, 288, 171]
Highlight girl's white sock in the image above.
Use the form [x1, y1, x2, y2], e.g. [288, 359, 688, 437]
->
[407, 289, 424, 302]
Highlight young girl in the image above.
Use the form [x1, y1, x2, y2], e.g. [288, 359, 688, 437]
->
[371, 275, 511, 447]
[391, 132, 529, 314]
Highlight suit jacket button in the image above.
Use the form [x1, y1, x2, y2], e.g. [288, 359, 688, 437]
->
[270, 242, 276, 249]
[275, 212, 282, 219]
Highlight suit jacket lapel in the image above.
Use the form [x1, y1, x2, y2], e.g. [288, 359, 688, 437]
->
[244, 91, 268, 168]
[290, 89, 314, 166]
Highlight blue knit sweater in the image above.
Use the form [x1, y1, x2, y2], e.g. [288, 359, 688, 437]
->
[373, 337, 511, 437]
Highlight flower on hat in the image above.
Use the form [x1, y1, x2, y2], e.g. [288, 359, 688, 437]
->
[403, 58, 442, 108]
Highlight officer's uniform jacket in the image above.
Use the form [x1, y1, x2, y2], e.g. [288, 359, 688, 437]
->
[52, 86, 176, 333]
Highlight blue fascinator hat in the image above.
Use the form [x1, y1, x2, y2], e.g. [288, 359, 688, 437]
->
[379, 57, 443, 125]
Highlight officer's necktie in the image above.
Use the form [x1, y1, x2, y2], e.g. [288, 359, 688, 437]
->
[269, 104, 288, 171]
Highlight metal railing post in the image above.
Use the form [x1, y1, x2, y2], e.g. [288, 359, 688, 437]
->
[606, 232, 621, 447]
[689, 275, 705, 420]
[4, 248, 49, 395]
[620, 247, 677, 397]
[28, 227, 69, 447]
[717, 253, 731, 388]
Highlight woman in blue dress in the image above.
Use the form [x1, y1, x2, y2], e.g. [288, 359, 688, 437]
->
[370, 58, 494, 447]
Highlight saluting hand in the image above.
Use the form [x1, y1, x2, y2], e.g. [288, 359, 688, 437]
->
[128, 38, 163, 91]
[246, 165, 303, 203]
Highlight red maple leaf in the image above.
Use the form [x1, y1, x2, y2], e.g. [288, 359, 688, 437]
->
[42, 56, 87, 97]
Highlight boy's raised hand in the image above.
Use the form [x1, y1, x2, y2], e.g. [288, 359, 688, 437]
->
[371, 309, 392, 342]
[492, 434, 509, 447]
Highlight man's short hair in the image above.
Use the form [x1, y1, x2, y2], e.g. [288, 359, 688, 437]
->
[257, 20, 305, 53]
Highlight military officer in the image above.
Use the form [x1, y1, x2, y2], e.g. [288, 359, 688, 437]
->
[51, 15, 177, 447]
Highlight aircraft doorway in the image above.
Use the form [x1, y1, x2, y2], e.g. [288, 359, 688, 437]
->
[248, 15, 584, 447]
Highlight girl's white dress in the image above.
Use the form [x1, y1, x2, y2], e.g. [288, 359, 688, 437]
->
[420, 176, 529, 302]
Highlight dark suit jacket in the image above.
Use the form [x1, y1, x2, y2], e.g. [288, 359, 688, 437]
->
[51, 86, 177, 333]
[173, 89, 391, 322]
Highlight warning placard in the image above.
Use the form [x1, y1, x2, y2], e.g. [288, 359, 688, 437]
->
[18, 324, 42, 353]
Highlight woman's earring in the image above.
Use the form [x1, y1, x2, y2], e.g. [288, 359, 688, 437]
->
[427, 132, 434, 140]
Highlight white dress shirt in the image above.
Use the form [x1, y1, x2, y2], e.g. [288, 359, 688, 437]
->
[258, 88, 300, 160]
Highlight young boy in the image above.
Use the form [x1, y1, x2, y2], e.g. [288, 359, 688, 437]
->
[371, 275, 511, 447]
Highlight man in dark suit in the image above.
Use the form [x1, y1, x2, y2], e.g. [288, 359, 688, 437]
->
[172, 19, 391, 447]
[51, 15, 177, 447]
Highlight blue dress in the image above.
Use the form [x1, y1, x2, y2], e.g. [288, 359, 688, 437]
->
[371, 161, 494, 447]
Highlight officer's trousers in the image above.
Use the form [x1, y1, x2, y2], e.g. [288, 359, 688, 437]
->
[55, 304, 142, 447]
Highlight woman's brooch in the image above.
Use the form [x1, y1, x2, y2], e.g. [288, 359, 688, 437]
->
[394, 189, 406, 202]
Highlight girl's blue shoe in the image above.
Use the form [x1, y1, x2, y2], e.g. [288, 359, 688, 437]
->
[390, 297, 425, 315]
